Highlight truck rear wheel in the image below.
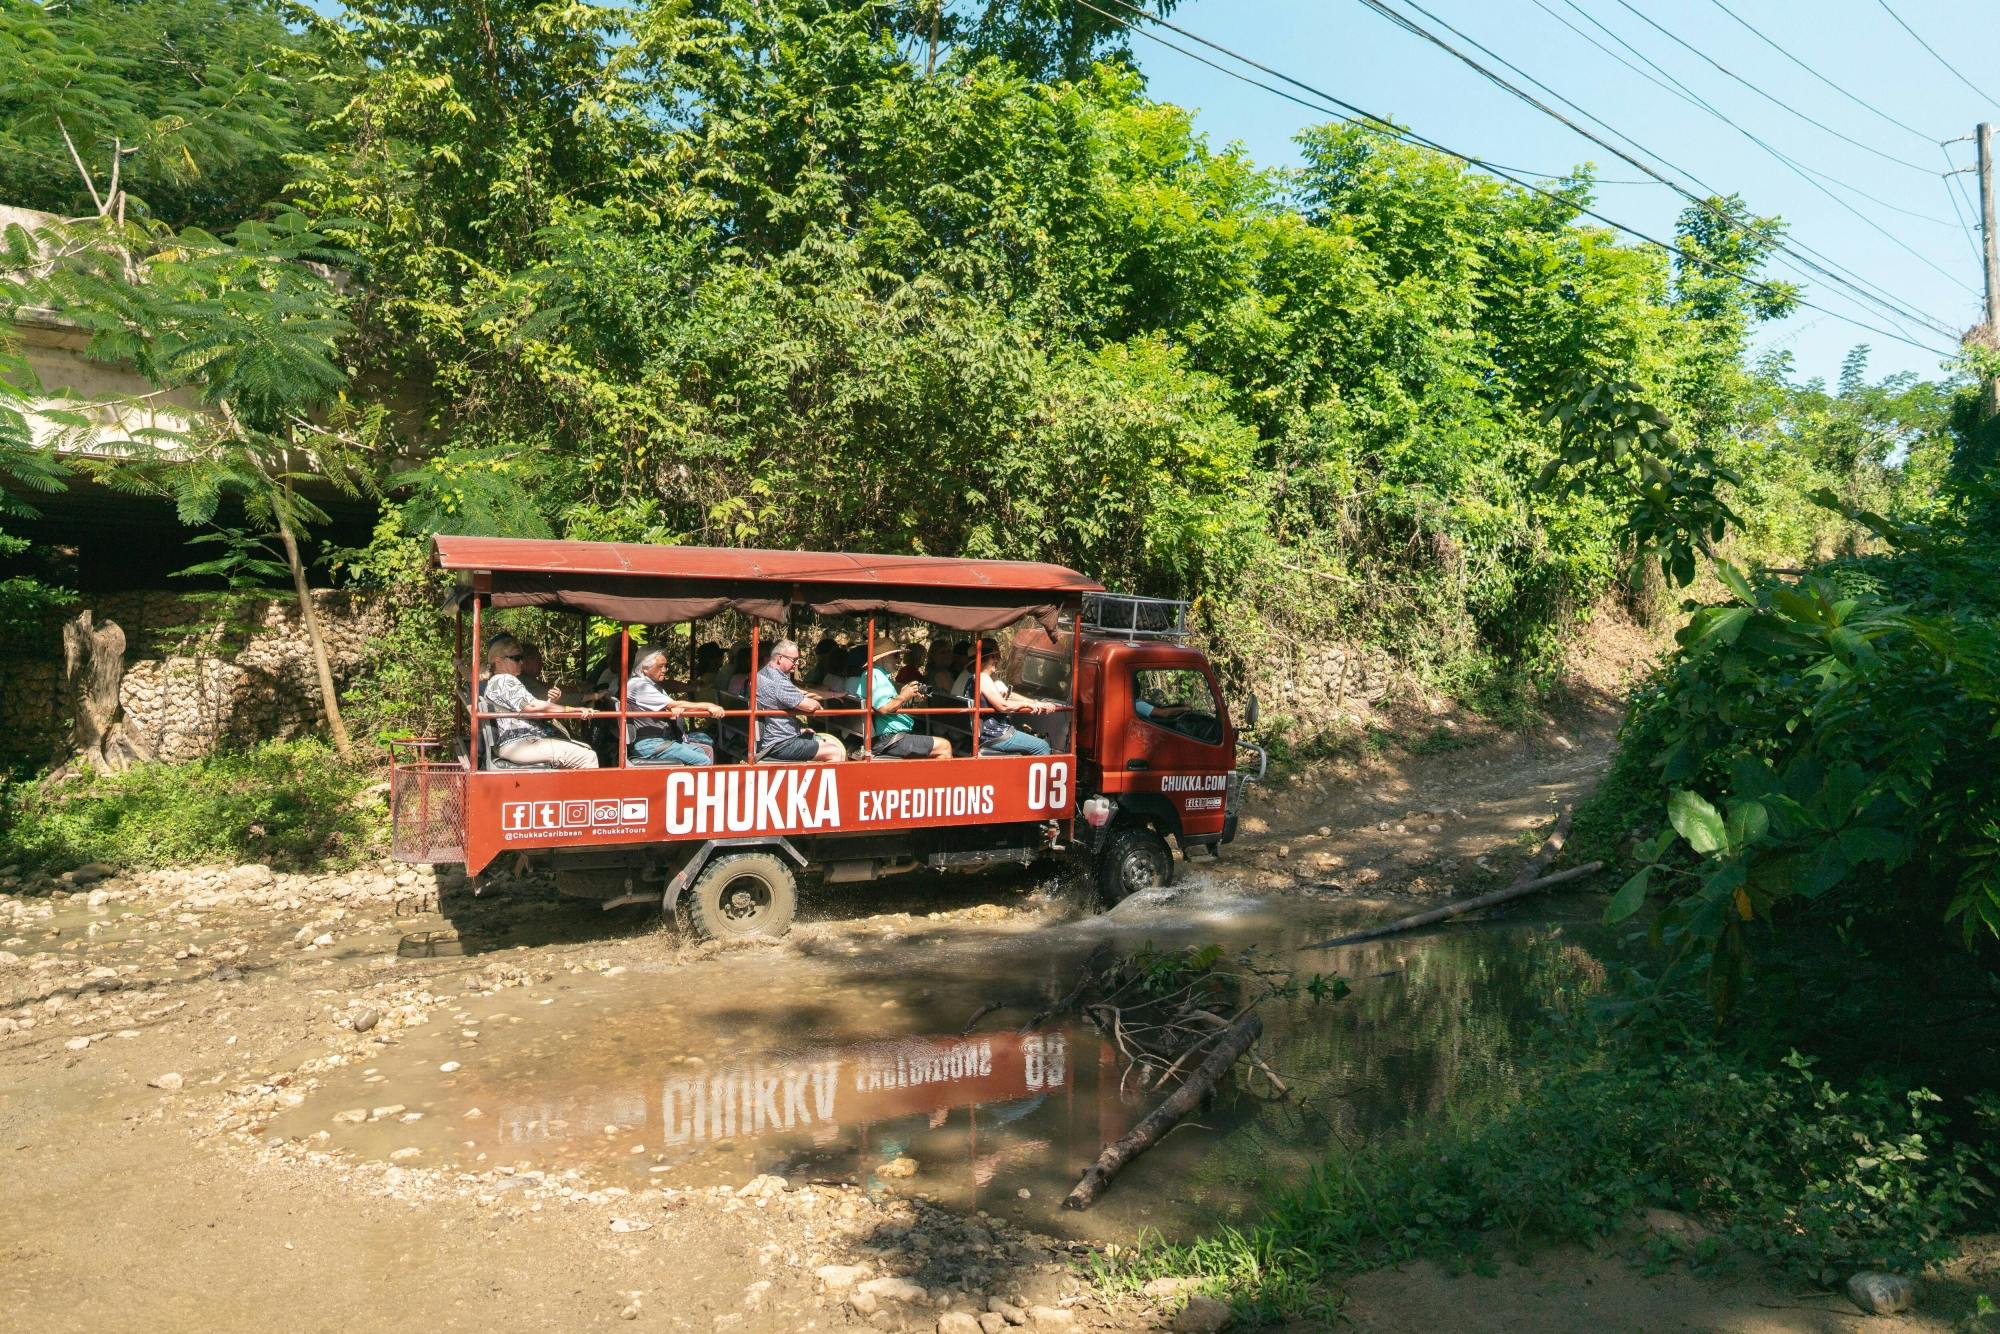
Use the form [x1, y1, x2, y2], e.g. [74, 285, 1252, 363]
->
[683, 851, 798, 941]
[1098, 827, 1172, 904]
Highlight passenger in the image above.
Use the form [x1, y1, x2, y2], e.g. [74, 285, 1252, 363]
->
[862, 646, 951, 759]
[626, 645, 725, 764]
[894, 640, 929, 687]
[950, 637, 998, 698]
[927, 641, 962, 693]
[975, 654, 1056, 756]
[752, 638, 846, 764]
[810, 635, 852, 695]
[516, 642, 550, 695]
[723, 644, 753, 697]
[480, 634, 599, 768]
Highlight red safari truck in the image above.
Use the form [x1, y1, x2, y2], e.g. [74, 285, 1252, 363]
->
[390, 537, 1265, 938]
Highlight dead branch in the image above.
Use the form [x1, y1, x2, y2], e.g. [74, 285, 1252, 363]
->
[1301, 862, 1603, 950]
[1064, 1011, 1264, 1210]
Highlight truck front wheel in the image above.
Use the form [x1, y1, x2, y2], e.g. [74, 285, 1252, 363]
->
[683, 851, 798, 940]
[1098, 827, 1173, 905]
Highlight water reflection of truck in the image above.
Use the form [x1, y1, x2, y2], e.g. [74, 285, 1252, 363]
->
[482, 1029, 1127, 1201]
[392, 539, 1265, 937]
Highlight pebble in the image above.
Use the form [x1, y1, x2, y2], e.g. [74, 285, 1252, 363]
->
[619, 1304, 640, 1321]
[152, 1072, 184, 1092]
[1171, 1294, 1232, 1333]
[333, 1109, 368, 1124]
[438, 1061, 460, 1073]
[368, 1104, 406, 1121]
[815, 1264, 872, 1291]
[609, 1218, 652, 1233]
[1846, 1272, 1916, 1316]
[987, 1297, 1027, 1325]
[350, 1008, 379, 1033]
[877, 1157, 919, 1179]
[64, 1036, 91, 1051]
[855, 1277, 928, 1307]
[1026, 1308, 1073, 1329]
[389, 1148, 422, 1163]
[939, 1315, 982, 1334]
[976, 1315, 1007, 1334]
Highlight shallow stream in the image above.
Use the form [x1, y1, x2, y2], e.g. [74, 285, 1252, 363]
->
[270, 877, 1614, 1241]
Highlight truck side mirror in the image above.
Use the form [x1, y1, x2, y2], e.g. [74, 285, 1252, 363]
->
[1243, 693, 1260, 729]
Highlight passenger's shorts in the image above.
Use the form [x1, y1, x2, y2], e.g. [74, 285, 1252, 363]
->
[758, 734, 822, 762]
[872, 732, 936, 758]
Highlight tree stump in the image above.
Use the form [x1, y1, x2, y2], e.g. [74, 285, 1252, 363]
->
[57, 610, 151, 775]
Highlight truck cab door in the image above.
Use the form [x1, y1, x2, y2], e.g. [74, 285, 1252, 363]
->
[1111, 664, 1231, 839]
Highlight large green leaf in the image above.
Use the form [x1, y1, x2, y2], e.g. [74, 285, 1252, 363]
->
[1669, 790, 1728, 856]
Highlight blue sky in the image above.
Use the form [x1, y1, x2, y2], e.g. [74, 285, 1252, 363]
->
[1129, 0, 2000, 388]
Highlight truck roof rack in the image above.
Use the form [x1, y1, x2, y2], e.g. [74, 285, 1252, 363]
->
[1073, 592, 1191, 642]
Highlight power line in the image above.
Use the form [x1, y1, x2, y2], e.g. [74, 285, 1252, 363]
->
[1607, 0, 1933, 176]
[1081, 0, 1956, 356]
[1702, 0, 1933, 143]
[1540, 0, 1954, 230]
[1874, 0, 2000, 109]
[1355, 0, 1973, 322]
[1941, 144, 1985, 272]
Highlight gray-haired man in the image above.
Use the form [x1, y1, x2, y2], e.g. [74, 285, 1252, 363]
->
[754, 638, 846, 763]
[626, 644, 725, 765]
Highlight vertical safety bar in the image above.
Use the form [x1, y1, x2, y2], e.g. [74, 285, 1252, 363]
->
[863, 615, 876, 757]
[748, 620, 761, 760]
[468, 597, 482, 769]
[970, 635, 982, 758]
[616, 627, 631, 768]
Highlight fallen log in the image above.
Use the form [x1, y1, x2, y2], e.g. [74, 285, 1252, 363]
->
[1300, 862, 1602, 950]
[1509, 804, 1575, 887]
[1064, 1011, 1264, 1210]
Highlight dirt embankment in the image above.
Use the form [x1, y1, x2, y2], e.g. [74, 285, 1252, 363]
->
[4, 612, 1989, 1332]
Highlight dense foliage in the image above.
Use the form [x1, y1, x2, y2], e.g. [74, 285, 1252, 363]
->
[1102, 1031, 1997, 1319]
[0, 0, 1938, 736]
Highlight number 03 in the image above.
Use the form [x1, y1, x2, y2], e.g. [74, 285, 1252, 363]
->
[1027, 761, 1070, 812]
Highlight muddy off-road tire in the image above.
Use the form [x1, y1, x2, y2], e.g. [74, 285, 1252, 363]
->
[682, 852, 798, 940]
[1098, 827, 1173, 905]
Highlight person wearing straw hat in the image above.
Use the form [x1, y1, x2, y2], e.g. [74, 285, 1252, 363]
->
[863, 644, 951, 759]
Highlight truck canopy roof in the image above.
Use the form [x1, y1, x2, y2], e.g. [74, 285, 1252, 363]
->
[433, 535, 1103, 633]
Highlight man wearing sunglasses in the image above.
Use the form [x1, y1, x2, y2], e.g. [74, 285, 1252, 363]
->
[753, 638, 846, 764]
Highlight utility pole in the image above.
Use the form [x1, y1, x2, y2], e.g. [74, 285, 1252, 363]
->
[1980, 122, 2000, 417]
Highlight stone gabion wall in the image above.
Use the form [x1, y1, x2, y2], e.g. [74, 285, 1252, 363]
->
[0, 590, 385, 766]
[1239, 638, 1394, 734]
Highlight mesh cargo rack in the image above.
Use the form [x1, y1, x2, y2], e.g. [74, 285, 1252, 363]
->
[1074, 592, 1191, 642]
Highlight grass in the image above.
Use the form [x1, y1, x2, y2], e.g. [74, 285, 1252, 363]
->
[0, 739, 384, 872]
[1092, 1027, 2000, 1323]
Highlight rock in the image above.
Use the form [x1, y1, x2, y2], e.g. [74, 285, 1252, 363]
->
[877, 1156, 919, 1179]
[211, 964, 243, 982]
[856, 1277, 928, 1307]
[987, 1297, 1027, 1325]
[229, 864, 275, 889]
[151, 1072, 184, 1092]
[815, 1264, 872, 1292]
[939, 1316, 983, 1334]
[1026, 1308, 1073, 1330]
[976, 1316, 1007, 1334]
[350, 1008, 380, 1033]
[1640, 1207, 1713, 1249]
[368, 1104, 406, 1121]
[72, 864, 115, 885]
[85, 888, 111, 910]
[1171, 1295, 1232, 1333]
[438, 1061, 460, 1073]
[619, 1303, 640, 1320]
[332, 1109, 368, 1124]
[609, 1218, 652, 1233]
[1141, 1279, 1194, 1300]
[389, 1148, 422, 1163]
[737, 1173, 788, 1198]
[64, 1036, 91, 1051]
[1846, 1272, 1916, 1316]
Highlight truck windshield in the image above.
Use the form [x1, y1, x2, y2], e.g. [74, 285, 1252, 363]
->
[1132, 668, 1223, 744]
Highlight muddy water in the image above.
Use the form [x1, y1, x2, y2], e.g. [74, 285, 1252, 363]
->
[269, 879, 1613, 1241]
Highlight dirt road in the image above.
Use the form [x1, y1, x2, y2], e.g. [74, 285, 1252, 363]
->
[3, 647, 1985, 1331]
